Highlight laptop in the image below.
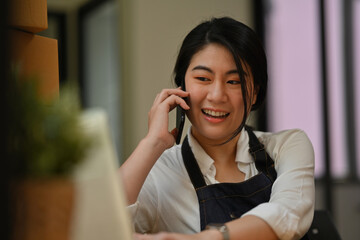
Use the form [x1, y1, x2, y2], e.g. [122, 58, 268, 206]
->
[71, 110, 133, 240]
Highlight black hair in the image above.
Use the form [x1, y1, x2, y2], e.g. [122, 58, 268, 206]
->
[173, 17, 268, 143]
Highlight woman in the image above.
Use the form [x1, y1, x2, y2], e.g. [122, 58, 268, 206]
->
[119, 17, 315, 240]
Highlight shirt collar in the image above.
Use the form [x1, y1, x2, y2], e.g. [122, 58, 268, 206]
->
[186, 127, 254, 175]
[235, 127, 254, 164]
[187, 127, 214, 176]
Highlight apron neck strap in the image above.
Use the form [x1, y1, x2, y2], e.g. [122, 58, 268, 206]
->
[245, 126, 277, 182]
[181, 126, 277, 189]
[181, 136, 207, 189]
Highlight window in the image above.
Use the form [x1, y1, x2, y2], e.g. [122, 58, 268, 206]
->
[264, 0, 359, 179]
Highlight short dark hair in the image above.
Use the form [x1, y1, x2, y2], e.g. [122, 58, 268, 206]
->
[173, 17, 268, 142]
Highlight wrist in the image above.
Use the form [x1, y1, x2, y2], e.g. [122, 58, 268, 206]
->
[144, 130, 175, 149]
[205, 229, 224, 240]
[140, 135, 172, 162]
[142, 135, 168, 152]
[206, 224, 230, 240]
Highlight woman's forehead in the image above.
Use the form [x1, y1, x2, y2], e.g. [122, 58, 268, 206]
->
[188, 44, 252, 78]
[188, 43, 237, 70]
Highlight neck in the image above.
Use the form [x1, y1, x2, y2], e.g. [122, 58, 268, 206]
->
[192, 132, 240, 165]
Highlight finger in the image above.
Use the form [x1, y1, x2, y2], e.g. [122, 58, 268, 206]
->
[156, 89, 188, 105]
[154, 93, 160, 103]
[154, 88, 189, 105]
[160, 95, 190, 111]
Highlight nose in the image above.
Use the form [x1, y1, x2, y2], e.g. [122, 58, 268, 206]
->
[207, 80, 227, 103]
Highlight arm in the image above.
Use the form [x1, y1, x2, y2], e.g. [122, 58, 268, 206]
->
[134, 216, 277, 240]
[226, 215, 278, 240]
[242, 130, 315, 239]
[119, 88, 190, 204]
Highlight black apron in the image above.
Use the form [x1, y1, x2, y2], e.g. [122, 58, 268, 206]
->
[181, 126, 309, 239]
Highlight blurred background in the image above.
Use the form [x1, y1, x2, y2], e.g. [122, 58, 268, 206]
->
[2, 0, 359, 239]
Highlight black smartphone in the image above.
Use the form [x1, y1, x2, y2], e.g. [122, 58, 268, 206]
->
[175, 80, 186, 144]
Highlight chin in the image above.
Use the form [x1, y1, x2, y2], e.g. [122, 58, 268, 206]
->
[196, 129, 234, 143]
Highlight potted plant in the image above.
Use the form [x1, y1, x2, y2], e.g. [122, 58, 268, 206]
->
[7, 72, 90, 240]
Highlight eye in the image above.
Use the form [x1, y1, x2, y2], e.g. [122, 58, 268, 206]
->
[227, 80, 241, 85]
[195, 77, 210, 82]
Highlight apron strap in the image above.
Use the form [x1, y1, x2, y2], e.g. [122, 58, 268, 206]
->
[181, 136, 207, 189]
[245, 126, 277, 182]
[181, 126, 277, 189]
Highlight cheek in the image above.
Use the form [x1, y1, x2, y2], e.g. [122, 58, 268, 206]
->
[187, 92, 200, 110]
[232, 95, 245, 113]
[185, 84, 205, 106]
[185, 86, 205, 122]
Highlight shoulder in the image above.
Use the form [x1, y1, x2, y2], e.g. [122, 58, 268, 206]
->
[150, 144, 187, 177]
[143, 144, 189, 200]
[254, 129, 314, 165]
[255, 128, 313, 150]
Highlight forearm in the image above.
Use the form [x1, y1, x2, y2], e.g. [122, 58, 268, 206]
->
[119, 136, 167, 204]
[226, 215, 278, 240]
[119, 88, 189, 205]
[133, 216, 277, 240]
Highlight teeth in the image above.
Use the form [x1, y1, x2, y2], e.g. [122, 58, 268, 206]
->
[203, 109, 228, 117]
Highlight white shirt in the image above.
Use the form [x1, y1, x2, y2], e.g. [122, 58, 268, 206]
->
[128, 127, 315, 240]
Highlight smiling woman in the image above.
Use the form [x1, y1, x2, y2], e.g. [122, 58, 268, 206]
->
[119, 17, 315, 240]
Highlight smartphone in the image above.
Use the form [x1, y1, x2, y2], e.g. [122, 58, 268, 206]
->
[175, 80, 186, 144]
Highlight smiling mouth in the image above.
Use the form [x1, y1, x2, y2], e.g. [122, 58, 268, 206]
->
[202, 109, 230, 118]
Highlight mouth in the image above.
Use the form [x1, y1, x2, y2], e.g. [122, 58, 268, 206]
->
[201, 109, 230, 119]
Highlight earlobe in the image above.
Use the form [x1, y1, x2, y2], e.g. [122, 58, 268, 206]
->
[252, 93, 257, 105]
[251, 87, 258, 106]
[247, 91, 258, 113]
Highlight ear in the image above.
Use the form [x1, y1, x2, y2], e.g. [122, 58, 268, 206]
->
[251, 85, 259, 106]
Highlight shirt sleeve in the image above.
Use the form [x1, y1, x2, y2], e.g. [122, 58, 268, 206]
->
[243, 130, 315, 240]
[126, 171, 159, 234]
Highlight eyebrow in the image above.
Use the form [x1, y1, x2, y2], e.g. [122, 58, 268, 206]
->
[192, 65, 240, 75]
